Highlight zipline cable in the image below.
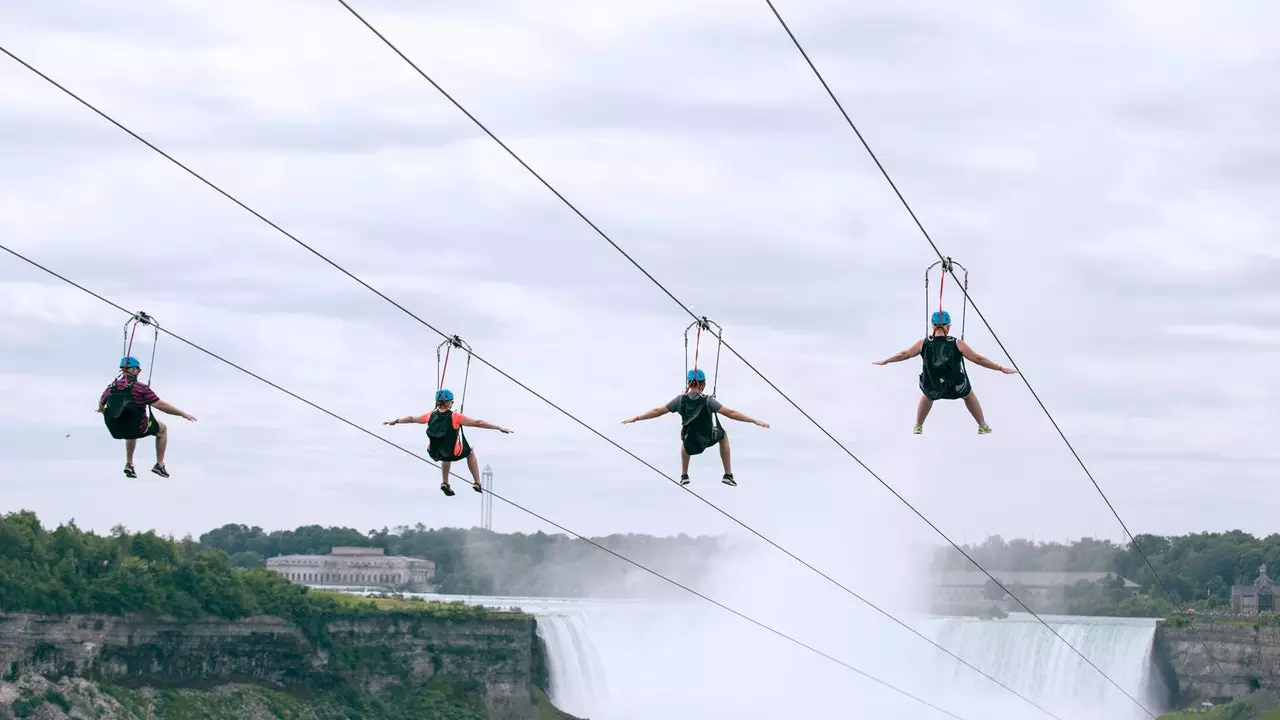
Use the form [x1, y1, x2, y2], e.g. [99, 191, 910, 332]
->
[0, 241, 972, 720]
[326, 8, 1155, 714]
[755, 0, 1231, 685]
[0, 46, 1066, 720]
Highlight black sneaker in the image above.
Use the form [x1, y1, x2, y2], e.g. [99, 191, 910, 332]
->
[679, 474, 690, 486]
[722, 474, 736, 487]
[123, 463, 136, 478]
[151, 463, 170, 478]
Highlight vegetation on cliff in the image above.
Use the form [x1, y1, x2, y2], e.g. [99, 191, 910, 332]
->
[1158, 690, 1280, 719]
[934, 531, 1280, 616]
[0, 510, 511, 631]
[198, 521, 719, 597]
[0, 510, 577, 719]
[0, 672, 583, 720]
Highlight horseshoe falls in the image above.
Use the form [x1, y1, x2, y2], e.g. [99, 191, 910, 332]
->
[533, 603, 1168, 720]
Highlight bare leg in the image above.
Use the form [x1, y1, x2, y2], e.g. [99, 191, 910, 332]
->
[680, 446, 691, 476]
[916, 396, 934, 426]
[718, 435, 732, 476]
[963, 392, 987, 426]
[440, 461, 452, 488]
[154, 422, 168, 465]
[466, 453, 482, 489]
[125, 439, 137, 465]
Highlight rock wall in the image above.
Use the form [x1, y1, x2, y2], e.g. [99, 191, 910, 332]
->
[1155, 621, 1280, 705]
[0, 612, 548, 720]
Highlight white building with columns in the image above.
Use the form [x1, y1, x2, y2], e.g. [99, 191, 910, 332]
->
[266, 546, 435, 592]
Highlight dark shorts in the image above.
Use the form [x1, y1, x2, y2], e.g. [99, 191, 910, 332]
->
[682, 425, 725, 456]
[920, 374, 972, 401]
[140, 417, 161, 438]
[429, 437, 473, 463]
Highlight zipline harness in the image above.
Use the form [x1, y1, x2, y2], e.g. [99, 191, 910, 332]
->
[431, 334, 474, 458]
[924, 257, 969, 339]
[123, 311, 159, 383]
[684, 316, 724, 397]
[104, 311, 160, 440]
[436, 334, 472, 412]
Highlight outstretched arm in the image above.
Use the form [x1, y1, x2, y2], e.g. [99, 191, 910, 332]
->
[622, 405, 671, 424]
[718, 407, 769, 428]
[872, 339, 925, 365]
[384, 414, 427, 425]
[461, 417, 513, 434]
[957, 340, 1017, 374]
[153, 400, 197, 422]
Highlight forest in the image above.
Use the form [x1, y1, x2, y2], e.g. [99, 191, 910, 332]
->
[932, 531, 1280, 615]
[0, 510, 492, 627]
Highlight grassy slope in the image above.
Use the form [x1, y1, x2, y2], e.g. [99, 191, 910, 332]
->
[1160, 693, 1280, 720]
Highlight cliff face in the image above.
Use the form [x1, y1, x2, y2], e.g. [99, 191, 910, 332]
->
[1155, 621, 1280, 705]
[0, 612, 551, 720]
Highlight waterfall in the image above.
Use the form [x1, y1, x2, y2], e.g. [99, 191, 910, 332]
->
[532, 602, 1168, 720]
[537, 613, 611, 715]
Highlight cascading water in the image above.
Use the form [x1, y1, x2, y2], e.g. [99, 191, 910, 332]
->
[537, 612, 611, 714]
[530, 602, 1168, 720]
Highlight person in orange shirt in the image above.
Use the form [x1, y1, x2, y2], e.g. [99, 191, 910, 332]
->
[384, 389, 513, 496]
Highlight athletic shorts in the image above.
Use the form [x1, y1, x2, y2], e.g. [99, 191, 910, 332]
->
[429, 437, 473, 463]
[920, 375, 972, 401]
[682, 425, 726, 456]
[140, 417, 161, 438]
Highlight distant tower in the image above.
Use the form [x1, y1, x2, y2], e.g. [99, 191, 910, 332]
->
[481, 465, 494, 530]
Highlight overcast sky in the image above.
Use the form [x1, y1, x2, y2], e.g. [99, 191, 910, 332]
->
[2, 0, 1277, 561]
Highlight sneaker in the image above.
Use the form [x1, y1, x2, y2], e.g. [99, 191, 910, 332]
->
[978, 425, 992, 435]
[913, 425, 923, 435]
[679, 474, 691, 486]
[123, 463, 136, 478]
[722, 474, 737, 487]
[151, 463, 170, 478]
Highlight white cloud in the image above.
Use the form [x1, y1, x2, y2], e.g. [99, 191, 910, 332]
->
[2, 0, 1279, 571]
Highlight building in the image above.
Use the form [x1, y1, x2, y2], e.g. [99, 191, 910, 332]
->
[933, 571, 1141, 613]
[266, 547, 436, 592]
[1231, 564, 1275, 615]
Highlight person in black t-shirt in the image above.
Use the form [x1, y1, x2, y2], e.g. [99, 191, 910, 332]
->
[874, 310, 1017, 434]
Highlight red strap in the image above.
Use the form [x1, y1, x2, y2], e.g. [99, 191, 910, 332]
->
[937, 268, 946, 315]
[693, 324, 702, 377]
[125, 321, 138, 358]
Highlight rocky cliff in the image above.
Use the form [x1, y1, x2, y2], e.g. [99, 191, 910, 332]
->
[0, 611, 568, 720]
[1156, 620, 1280, 705]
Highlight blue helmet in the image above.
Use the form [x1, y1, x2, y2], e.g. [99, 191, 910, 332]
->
[435, 388, 455, 403]
[687, 368, 706, 384]
[931, 310, 952, 326]
[120, 356, 141, 369]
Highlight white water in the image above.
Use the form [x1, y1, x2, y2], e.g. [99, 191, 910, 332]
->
[409, 593, 1167, 720]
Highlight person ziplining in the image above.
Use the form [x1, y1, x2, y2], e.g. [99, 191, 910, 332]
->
[621, 317, 768, 487]
[383, 336, 512, 496]
[872, 260, 1016, 434]
[97, 312, 197, 478]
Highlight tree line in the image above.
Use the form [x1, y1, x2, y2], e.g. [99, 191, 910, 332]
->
[0, 511, 492, 630]
[197, 522, 721, 598]
[12, 505, 1273, 619]
[933, 531, 1280, 615]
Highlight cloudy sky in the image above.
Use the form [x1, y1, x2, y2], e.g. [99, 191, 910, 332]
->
[2, 0, 1278, 560]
